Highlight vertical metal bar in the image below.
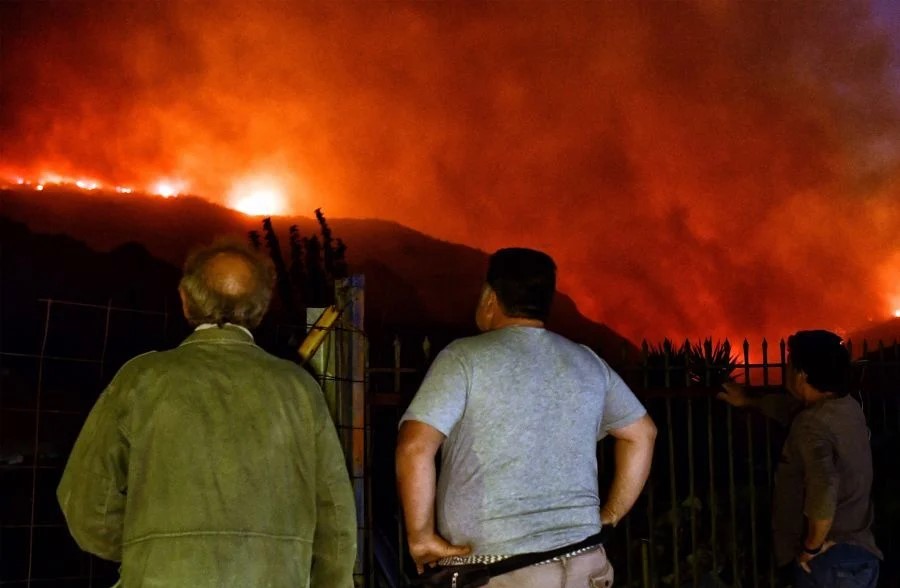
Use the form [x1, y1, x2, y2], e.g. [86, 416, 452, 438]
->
[26, 299, 53, 588]
[892, 342, 900, 434]
[687, 398, 698, 587]
[666, 397, 679, 585]
[684, 338, 692, 389]
[664, 342, 671, 389]
[747, 413, 759, 588]
[398, 451, 407, 584]
[336, 278, 367, 588]
[365, 361, 375, 588]
[642, 540, 652, 588]
[93, 300, 114, 588]
[647, 482, 656, 587]
[743, 339, 751, 385]
[707, 395, 718, 576]
[727, 404, 739, 584]
[393, 335, 402, 394]
[763, 339, 775, 588]
[99, 299, 113, 380]
[354, 282, 368, 588]
[728, 339, 748, 585]
[861, 339, 871, 422]
[626, 515, 634, 586]
[879, 341, 887, 435]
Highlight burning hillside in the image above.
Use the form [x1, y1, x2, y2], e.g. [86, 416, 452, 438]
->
[2, 2, 899, 344]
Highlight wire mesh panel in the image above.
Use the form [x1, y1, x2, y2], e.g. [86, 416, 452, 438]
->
[0, 299, 174, 587]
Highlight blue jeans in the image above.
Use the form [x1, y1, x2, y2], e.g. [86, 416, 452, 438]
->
[793, 543, 879, 588]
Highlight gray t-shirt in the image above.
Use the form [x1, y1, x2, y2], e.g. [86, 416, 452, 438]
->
[400, 326, 647, 555]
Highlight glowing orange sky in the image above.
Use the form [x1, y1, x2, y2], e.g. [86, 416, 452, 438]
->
[1, 2, 899, 345]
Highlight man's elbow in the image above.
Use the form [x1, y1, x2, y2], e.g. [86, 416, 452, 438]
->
[395, 421, 443, 462]
[395, 436, 434, 465]
[636, 414, 658, 445]
[66, 525, 122, 562]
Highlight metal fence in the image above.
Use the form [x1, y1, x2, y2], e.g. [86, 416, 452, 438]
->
[2, 296, 897, 588]
[0, 298, 180, 587]
[0, 292, 371, 587]
[367, 336, 900, 588]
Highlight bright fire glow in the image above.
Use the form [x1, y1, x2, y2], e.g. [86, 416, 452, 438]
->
[894, 309, 900, 318]
[75, 180, 99, 190]
[151, 180, 184, 198]
[228, 177, 286, 216]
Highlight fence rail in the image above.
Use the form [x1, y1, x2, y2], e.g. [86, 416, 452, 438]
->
[369, 334, 900, 587]
[2, 296, 898, 587]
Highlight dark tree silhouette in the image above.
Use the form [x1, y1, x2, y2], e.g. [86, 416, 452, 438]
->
[248, 230, 262, 251]
[642, 338, 738, 388]
[252, 210, 348, 313]
[288, 225, 306, 309]
[262, 217, 296, 317]
[333, 238, 348, 279]
[315, 208, 335, 280]
[303, 235, 326, 307]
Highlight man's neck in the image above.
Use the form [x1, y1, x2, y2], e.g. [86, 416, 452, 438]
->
[194, 322, 254, 339]
[803, 389, 835, 407]
[490, 316, 545, 330]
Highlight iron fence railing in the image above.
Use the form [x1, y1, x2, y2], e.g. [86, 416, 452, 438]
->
[2, 296, 897, 587]
[369, 335, 899, 587]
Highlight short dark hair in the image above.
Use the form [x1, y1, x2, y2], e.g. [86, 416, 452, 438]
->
[486, 248, 556, 321]
[180, 239, 276, 329]
[787, 330, 850, 397]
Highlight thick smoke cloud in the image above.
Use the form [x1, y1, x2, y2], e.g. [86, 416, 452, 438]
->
[2, 2, 899, 344]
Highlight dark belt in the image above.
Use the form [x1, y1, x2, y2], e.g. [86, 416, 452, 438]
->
[413, 527, 610, 588]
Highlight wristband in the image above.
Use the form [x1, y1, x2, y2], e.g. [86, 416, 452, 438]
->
[802, 543, 823, 556]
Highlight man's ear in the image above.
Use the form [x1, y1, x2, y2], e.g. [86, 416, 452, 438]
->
[485, 288, 497, 309]
[178, 287, 191, 320]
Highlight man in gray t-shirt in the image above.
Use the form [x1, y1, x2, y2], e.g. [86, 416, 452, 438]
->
[396, 248, 657, 587]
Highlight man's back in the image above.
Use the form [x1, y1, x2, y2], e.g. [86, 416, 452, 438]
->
[401, 326, 645, 555]
[58, 326, 356, 587]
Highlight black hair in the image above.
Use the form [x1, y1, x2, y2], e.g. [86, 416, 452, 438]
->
[787, 330, 850, 397]
[486, 248, 556, 321]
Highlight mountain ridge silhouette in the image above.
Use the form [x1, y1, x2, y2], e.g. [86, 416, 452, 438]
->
[1, 187, 637, 359]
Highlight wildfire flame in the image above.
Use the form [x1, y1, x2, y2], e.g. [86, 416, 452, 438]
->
[228, 176, 286, 216]
[2, 170, 286, 216]
[151, 180, 185, 198]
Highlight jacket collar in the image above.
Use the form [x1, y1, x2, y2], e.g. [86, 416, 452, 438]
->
[180, 324, 256, 346]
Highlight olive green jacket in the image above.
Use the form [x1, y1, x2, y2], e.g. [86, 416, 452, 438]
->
[58, 325, 357, 587]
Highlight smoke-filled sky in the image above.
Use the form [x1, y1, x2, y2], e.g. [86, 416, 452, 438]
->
[2, 1, 899, 345]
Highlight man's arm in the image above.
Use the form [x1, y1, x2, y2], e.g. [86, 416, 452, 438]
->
[396, 420, 470, 573]
[600, 414, 657, 526]
[57, 386, 129, 561]
[310, 392, 358, 587]
[718, 382, 801, 427]
[795, 418, 838, 571]
[802, 518, 834, 553]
